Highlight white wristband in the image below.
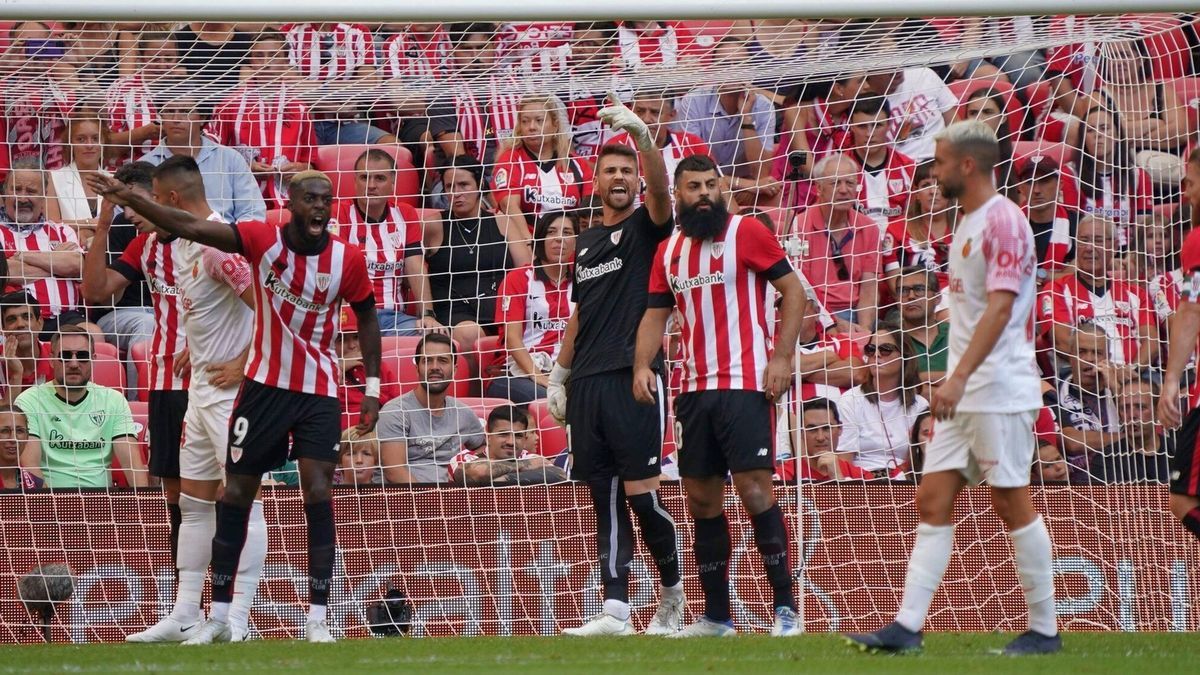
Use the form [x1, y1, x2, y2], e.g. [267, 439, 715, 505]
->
[365, 377, 381, 399]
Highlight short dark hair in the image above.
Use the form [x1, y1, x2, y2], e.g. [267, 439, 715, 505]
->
[596, 143, 637, 172]
[848, 95, 890, 119]
[0, 291, 40, 320]
[800, 398, 841, 425]
[415, 333, 455, 358]
[115, 161, 156, 192]
[899, 266, 939, 290]
[440, 155, 484, 189]
[447, 22, 496, 46]
[50, 324, 94, 353]
[673, 153, 719, 184]
[487, 405, 529, 432]
[255, 28, 285, 45]
[533, 211, 578, 265]
[155, 93, 213, 124]
[153, 155, 206, 200]
[355, 148, 396, 172]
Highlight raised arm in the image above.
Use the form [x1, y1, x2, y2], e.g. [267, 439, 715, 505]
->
[81, 201, 133, 305]
[598, 92, 672, 226]
[86, 173, 240, 253]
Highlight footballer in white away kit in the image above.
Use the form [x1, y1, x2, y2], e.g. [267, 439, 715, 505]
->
[846, 121, 1060, 656]
[117, 156, 267, 644]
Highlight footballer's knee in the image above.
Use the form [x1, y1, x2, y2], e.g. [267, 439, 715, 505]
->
[990, 485, 1036, 530]
[299, 459, 335, 504]
[683, 476, 725, 519]
[731, 470, 775, 515]
[1170, 493, 1200, 520]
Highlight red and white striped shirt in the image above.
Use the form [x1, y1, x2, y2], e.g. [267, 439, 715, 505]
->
[856, 148, 916, 231]
[605, 130, 710, 192]
[648, 215, 791, 393]
[616, 22, 679, 71]
[1037, 274, 1154, 365]
[112, 233, 189, 391]
[494, 23, 573, 74]
[881, 219, 953, 280]
[102, 75, 157, 165]
[283, 23, 377, 81]
[496, 265, 573, 361]
[211, 87, 319, 210]
[1, 82, 74, 175]
[447, 74, 524, 160]
[383, 27, 450, 80]
[1026, 204, 1074, 271]
[492, 146, 594, 226]
[235, 221, 373, 397]
[0, 221, 80, 318]
[332, 200, 422, 310]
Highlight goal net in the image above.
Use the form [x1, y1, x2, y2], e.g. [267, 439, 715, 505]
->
[0, 12, 1198, 642]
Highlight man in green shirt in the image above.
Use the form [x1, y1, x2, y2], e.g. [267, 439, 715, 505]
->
[15, 326, 146, 488]
[898, 267, 950, 396]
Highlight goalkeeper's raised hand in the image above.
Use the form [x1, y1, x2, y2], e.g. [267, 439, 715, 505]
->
[598, 91, 654, 152]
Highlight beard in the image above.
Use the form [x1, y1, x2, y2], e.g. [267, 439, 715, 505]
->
[422, 380, 451, 395]
[938, 179, 963, 200]
[678, 197, 730, 240]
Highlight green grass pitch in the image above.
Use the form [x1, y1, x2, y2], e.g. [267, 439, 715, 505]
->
[0, 633, 1195, 674]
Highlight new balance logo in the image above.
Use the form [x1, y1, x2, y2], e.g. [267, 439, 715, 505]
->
[757, 448, 769, 457]
[647, 457, 658, 466]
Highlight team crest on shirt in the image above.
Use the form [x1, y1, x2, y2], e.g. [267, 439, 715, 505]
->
[610, 230, 622, 246]
[711, 242, 725, 259]
[889, 178, 906, 193]
[1041, 294, 1053, 316]
[389, 231, 405, 249]
[578, 248, 588, 258]
[494, 168, 508, 189]
[961, 238, 972, 257]
[89, 412, 105, 427]
[316, 273, 331, 292]
[192, 262, 200, 279]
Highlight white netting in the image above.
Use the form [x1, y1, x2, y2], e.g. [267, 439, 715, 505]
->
[0, 13, 1198, 642]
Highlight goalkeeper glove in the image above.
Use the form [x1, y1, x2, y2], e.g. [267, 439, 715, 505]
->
[598, 91, 654, 152]
[547, 364, 571, 426]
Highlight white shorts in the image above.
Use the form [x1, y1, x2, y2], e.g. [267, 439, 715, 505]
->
[179, 398, 234, 481]
[923, 411, 1038, 488]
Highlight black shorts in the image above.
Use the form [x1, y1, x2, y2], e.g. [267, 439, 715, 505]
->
[1171, 406, 1200, 497]
[566, 369, 663, 482]
[225, 379, 342, 476]
[674, 390, 775, 479]
[147, 389, 189, 479]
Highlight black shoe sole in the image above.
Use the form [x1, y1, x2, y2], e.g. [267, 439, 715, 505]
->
[841, 634, 922, 655]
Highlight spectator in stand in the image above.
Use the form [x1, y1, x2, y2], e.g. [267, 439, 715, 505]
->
[902, 411, 934, 483]
[1015, 159, 1076, 283]
[449, 405, 567, 486]
[561, 22, 620, 158]
[0, 21, 77, 175]
[425, 158, 528, 352]
[0, 405, 41, 489]
[142, 96, 266, 224]
[794, 293, 865, 404]
[1052, 324, 1129, 483]
[796, 398, 873, 481]
[494, 22, 573, 75]
[15, 325, 146, 488]
[1037, 215, 1156, 366]
[1073, 107, 1153, 234]
[334, 149, 438, 338]
[1, 159, 84, 330]
[897, 267, 949, 396]
[615, 21, 685, 71]
[46, 109, 105, 233]
[376, 334, 486, 484]
[493, 94, 595, 237]
[381, 23, 451, 81]
[772, 73, 866, 210]
[334, 427, 382, 487]
[961, 88, 1017, 198]
[210, 30, 317, 211]
[57, 21, 126, 90]
[676, 82, 778, 200]
[281, 22, 395, 146]
[575, 194, 603, 232]
[605, 91, 709, 193]
[847, 96, 915, 233]
[881, 161, 955, 296]
[784, 154, 881, 330]
[172, 22, 253, 91]
[1096, 39, 1188, 153]
[0, 292, 54, 403]
[490, 211, 575, 404]
[836, 323, 928, 477]
[337, 306, 400, 429]
[1094, 379, 1172, 484]
[103, 30, 177, 167]
[864, 66, 956, 163]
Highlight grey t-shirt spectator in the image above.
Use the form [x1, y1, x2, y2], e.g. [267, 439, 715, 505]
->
[376, 391, 486, 483]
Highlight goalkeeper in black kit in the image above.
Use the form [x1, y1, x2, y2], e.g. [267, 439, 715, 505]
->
[550, 94, 685, 636]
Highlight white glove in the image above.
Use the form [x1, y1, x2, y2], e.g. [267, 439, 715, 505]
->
[598, 91, 653, 151]
[547, 364, 571, 426]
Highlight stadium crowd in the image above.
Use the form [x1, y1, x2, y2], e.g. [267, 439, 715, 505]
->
[1, 15, 1200, 489]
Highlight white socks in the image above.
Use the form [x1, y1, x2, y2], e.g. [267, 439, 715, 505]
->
[308, 604, 327, 623]
[170, 494, 216, 624]
[603, 599, 631, 621]
[1009, 516, 1058, 637]
[895, 523, 954, 633]
[228, 501, 267, 635]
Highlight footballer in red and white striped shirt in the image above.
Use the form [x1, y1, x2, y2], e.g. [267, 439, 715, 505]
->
[633, 151, 806, 634]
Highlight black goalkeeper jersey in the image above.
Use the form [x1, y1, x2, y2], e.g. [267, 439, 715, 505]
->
[569, 205, 671, 381]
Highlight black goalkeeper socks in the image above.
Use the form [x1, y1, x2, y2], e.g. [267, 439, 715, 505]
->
[210, 501, 252, 605]
[588, 478, 634, 603]
[751, 504, 796, 611]
[305, 501, 337, 609]
[693, 514, 732, 623]
[627, 491, 681, 588]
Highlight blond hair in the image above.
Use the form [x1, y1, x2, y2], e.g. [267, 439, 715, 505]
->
[502, 93, 573, 172]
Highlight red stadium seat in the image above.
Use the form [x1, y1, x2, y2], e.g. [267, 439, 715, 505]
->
[380, 335, 422, 355]
[91, 353, 127, 395]
[1168, 77, 1200, 138]
[266, 208, 290, 227]
[527, 400, 567, 458]
[384, 344, 472, 397]
[94, 341, 118, 359]
[314, 144, 420, 207]
[129, 341, 150, 402]
[455, 397, 515, 423]
[473, 335, 506, 390]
